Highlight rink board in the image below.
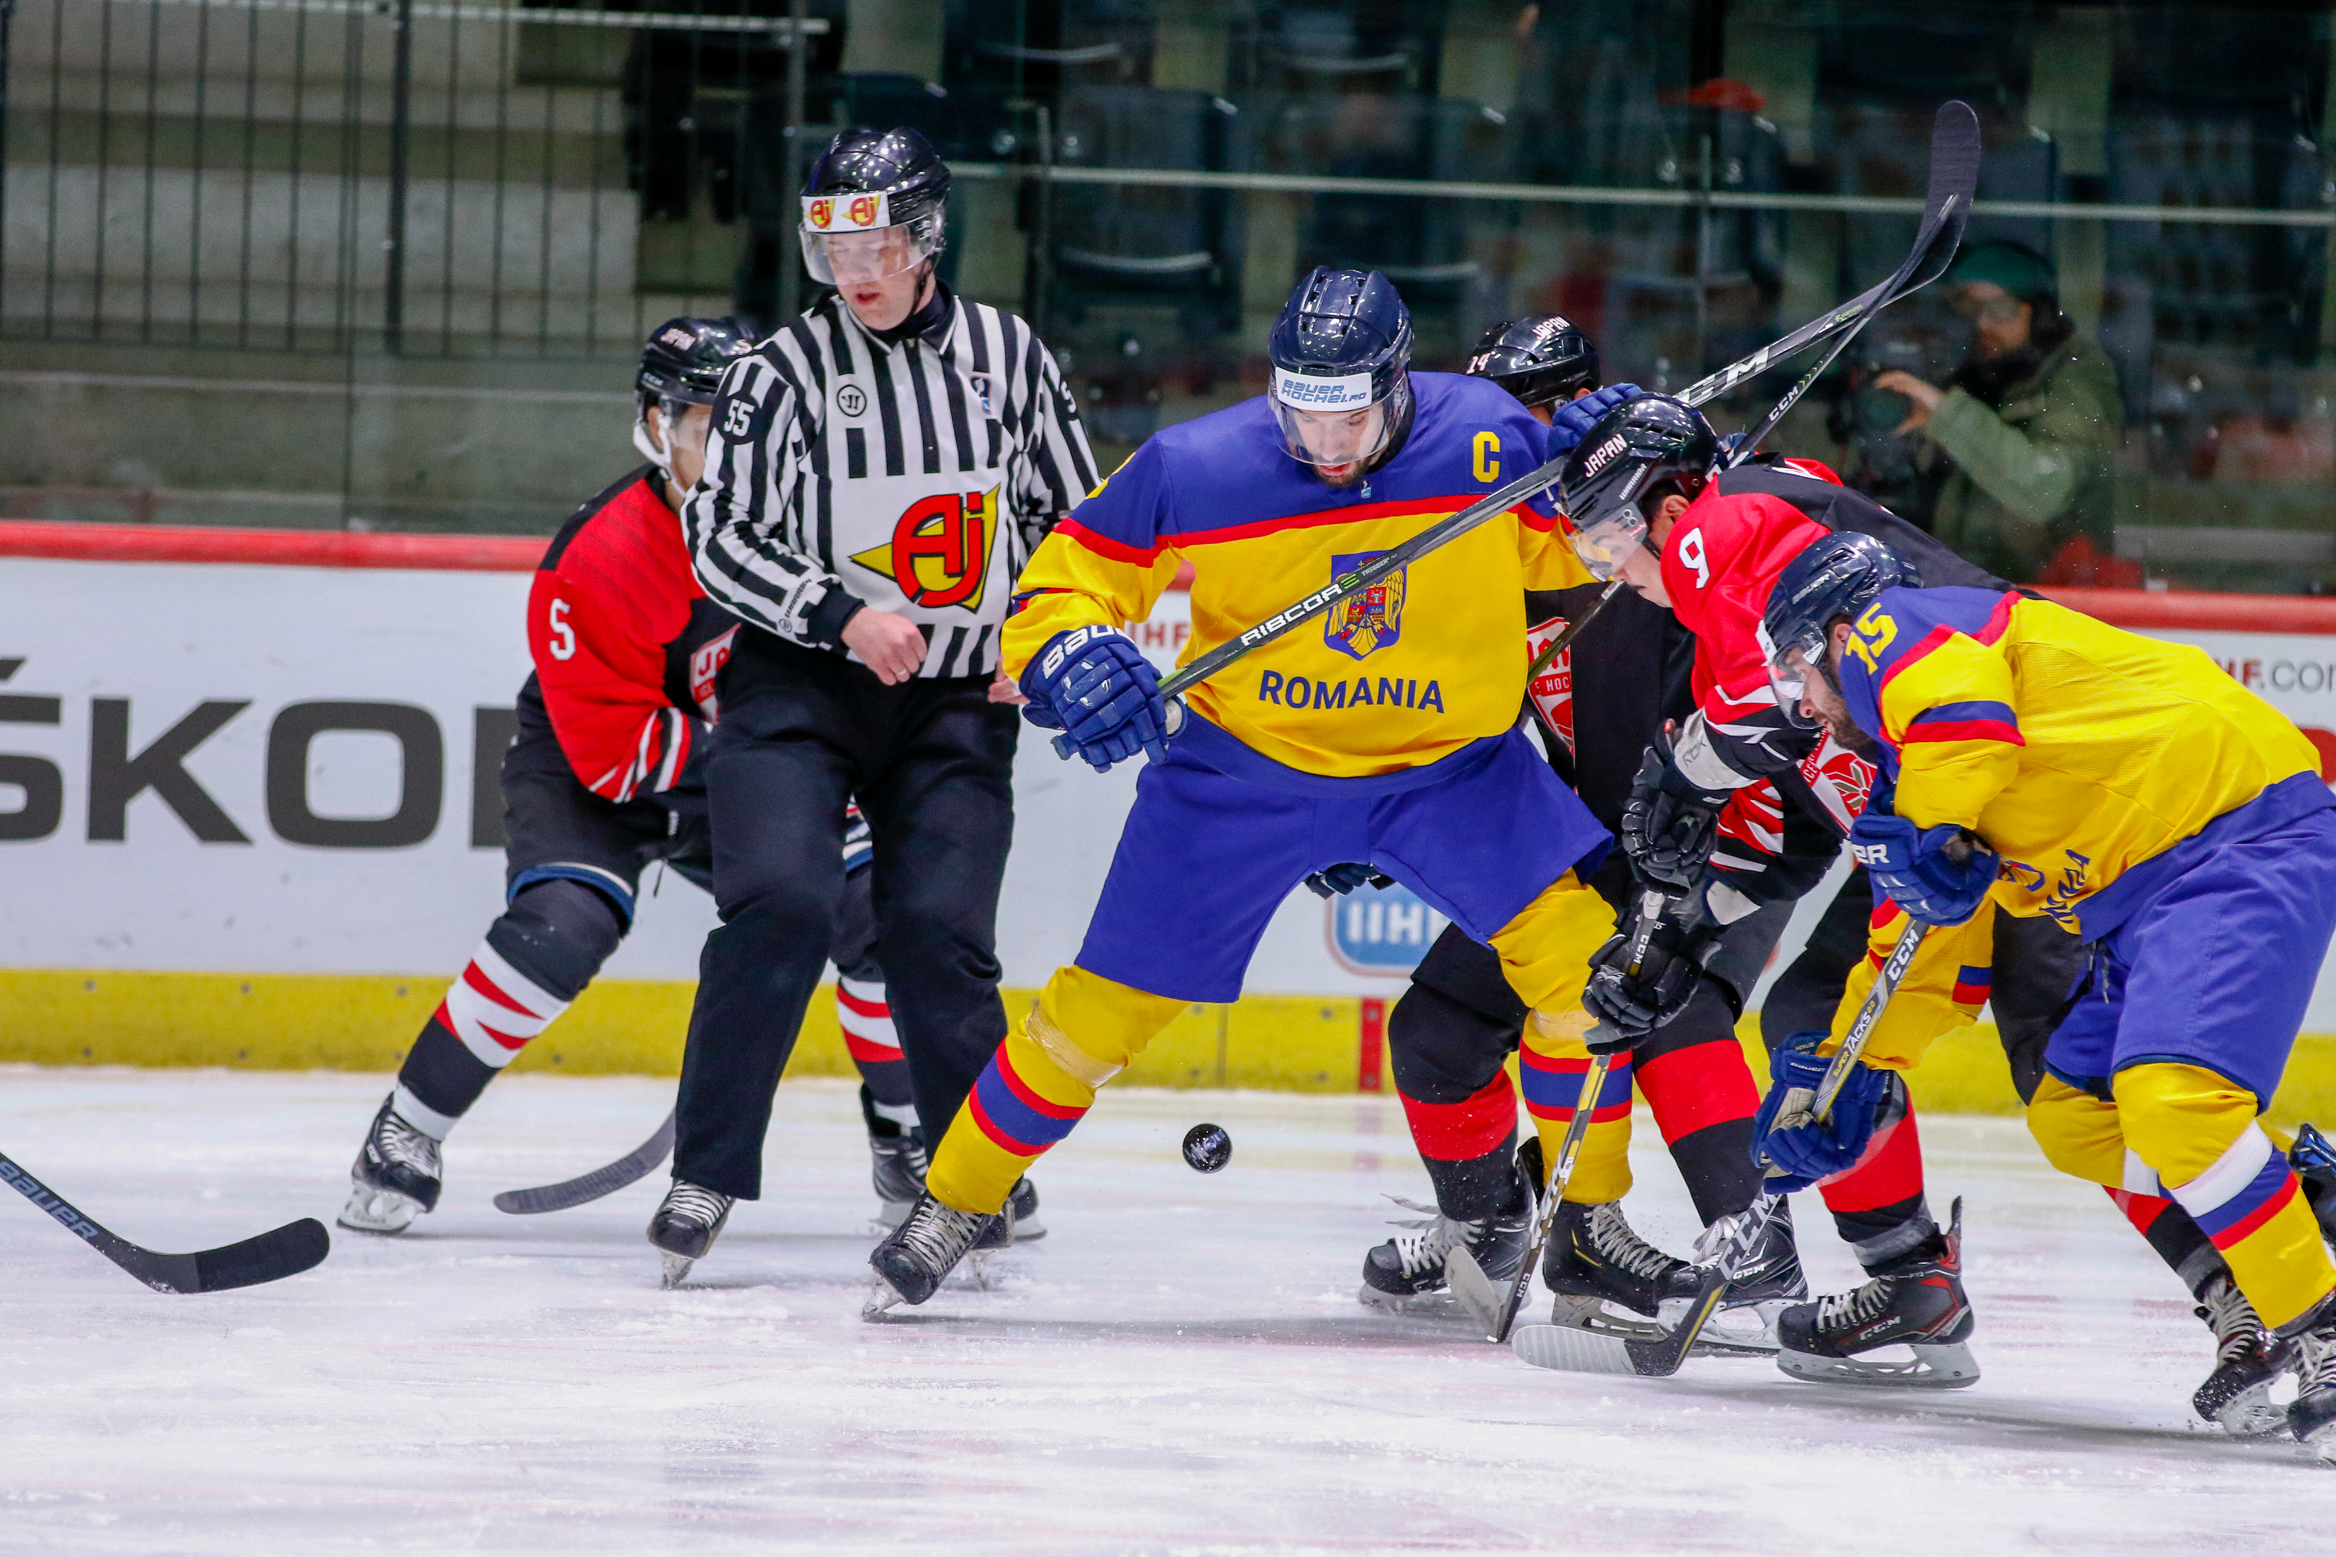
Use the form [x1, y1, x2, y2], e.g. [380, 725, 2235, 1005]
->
[5, 529, 2336, 1106]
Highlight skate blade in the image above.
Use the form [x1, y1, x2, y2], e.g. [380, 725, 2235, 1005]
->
[873, 1200, 913, 1233]
[1011, 1214, 1048, 1242]
[964, 1248, 1000, 1291]
[1777, 1340, 1981, 1389]
[861, 1272, 909, 1319]
[1551, 1293, 1666, 1342]
[335, 1182, 422, 1235]
[2209, 1382, 2288, 1439]
[1512, 1322, 1639, 1376]
[1356, 1284, 1461, 1318]
[659, 1252, 695, 1290]
[2303, 1417, 2336, 1463]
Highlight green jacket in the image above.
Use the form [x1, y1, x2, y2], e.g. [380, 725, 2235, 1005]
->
[1921, 332, 2122, 583]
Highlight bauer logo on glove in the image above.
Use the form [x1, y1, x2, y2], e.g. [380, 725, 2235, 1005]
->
[1848, 814, 1998, 926]
[1021, 625, 1173, 773]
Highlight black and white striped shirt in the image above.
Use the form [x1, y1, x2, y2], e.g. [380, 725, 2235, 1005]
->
[684, 288, 1097, 679]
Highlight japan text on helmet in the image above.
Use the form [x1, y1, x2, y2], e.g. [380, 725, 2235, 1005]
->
[1556, 394, 1718, 582]
[1464, 316, 1600, 409]
[1266, 267, 1414, 472]
[1758, 531, 1923, 727]
[634, 316, 756, 470]
[799, 126, 951, 288]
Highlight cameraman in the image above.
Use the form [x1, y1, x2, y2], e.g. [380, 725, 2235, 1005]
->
[1872, 240, 2122, 583]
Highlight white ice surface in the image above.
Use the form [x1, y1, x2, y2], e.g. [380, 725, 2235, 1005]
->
[2, 1068, 2333, 1555]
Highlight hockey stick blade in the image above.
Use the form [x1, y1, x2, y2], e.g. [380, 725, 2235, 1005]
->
[494, 1108, 677, 1214]
[0, 1149, 330, 1294]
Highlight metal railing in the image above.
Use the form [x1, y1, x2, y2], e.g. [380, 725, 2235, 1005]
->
[0, 0, 824, 357]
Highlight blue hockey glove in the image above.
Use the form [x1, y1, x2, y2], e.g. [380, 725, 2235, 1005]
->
[1848, 813, 1999, 926]
[1303, 862, 1395, 899]
[1752, 1032, 1892, 1192]
[1020, 626, 1170, 772]
[1545, 383, 1642, 457]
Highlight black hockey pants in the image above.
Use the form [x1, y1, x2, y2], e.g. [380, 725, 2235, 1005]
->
[674, 633, 1018, 1200]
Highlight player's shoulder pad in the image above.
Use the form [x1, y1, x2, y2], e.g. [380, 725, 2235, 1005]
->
[541, 466, 661, 572]
[1406, 370, 1552, 494]
[1840, 584, 2020, 701]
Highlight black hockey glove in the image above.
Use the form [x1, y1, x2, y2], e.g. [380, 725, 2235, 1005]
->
[1580, 917, 1717, 1053]
[1619, 734, 1735, 892]
[1304, 861, 1396, 899]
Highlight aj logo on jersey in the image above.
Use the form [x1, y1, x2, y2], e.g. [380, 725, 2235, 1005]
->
[1324, 552, 1405, 661]
[852, 487, 1000, 610]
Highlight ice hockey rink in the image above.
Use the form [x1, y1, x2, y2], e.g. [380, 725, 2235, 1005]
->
[3, 1067, 2333, 1555]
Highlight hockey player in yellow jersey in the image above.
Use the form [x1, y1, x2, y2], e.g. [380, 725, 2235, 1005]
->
[1757, 533, 2336, 1454]
[865, 269, 1623, 1309]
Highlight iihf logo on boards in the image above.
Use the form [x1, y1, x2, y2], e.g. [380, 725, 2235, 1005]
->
[1327, 877, 1451, 976]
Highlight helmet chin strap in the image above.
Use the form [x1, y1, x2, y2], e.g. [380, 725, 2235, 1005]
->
[633, 408, 674, 474]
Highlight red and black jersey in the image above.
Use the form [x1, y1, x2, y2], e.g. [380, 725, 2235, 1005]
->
[1660, 459, 2007, 794]
[515, 467, 742, 810]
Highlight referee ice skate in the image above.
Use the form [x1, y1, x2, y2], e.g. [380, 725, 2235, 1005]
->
[662, 127, 1095, 1273]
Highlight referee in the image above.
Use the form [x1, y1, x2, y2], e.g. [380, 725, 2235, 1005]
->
[652, 126, 1097, 1273]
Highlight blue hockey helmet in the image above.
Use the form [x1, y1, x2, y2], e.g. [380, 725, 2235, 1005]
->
[1758, 531, 1923, 726]
[1267, 267, 1414, 478]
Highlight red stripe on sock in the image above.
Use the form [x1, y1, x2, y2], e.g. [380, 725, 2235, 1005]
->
[1635, 1039, 1758, 1146]
[844, 1034, 905, 1064]
[1398, 1073, 1517, 1162]
[837, 986, 889, 1019]
[2209, 1173, 2301, 1251]
[996, 1048, 1084, 1122]
[2106, 1185, 2173, 1237]
[966, 1086, 1042, 1158]
[461, 962, 538, 1019]
[1817, 1108, 1925, 1213]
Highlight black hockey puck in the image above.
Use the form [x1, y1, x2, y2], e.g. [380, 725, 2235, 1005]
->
[1181, 1122, 1232, 1174]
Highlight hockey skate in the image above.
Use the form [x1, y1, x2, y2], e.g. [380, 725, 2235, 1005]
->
[2284, 1291, 2336, 1461]
[337, 1094, 443, 1235]
[1007, 1175, 1047, 1242]
[865, 1189, 1010, 1314]
[1541, 1199, 1701, 1341]
[1672, 1197, 1807, 1354]
[2292, 1123, 2336, 1245]
[2190, 1272, 2286, 1436]
[1775, 1198, 1979, 1388]
[869, 1129, 928, 1230]
[1359, 1184, 1532, 1316]
[646, 1179, 734, 1289]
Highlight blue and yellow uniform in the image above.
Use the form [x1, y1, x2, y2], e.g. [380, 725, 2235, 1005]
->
[1837, 584, 2336, 1331]
[924, 373, 1617, 1214]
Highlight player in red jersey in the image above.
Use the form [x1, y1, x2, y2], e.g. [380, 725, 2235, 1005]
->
[339, 321, 929, 1238]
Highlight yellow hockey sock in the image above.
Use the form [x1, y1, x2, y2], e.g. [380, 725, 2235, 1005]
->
[925, 966, 1187, 1216]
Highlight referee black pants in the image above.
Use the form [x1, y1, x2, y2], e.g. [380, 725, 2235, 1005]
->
[675, 633, 1019, 1200]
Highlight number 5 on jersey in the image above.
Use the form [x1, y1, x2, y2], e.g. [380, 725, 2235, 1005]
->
[547, 597, 577, 660]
